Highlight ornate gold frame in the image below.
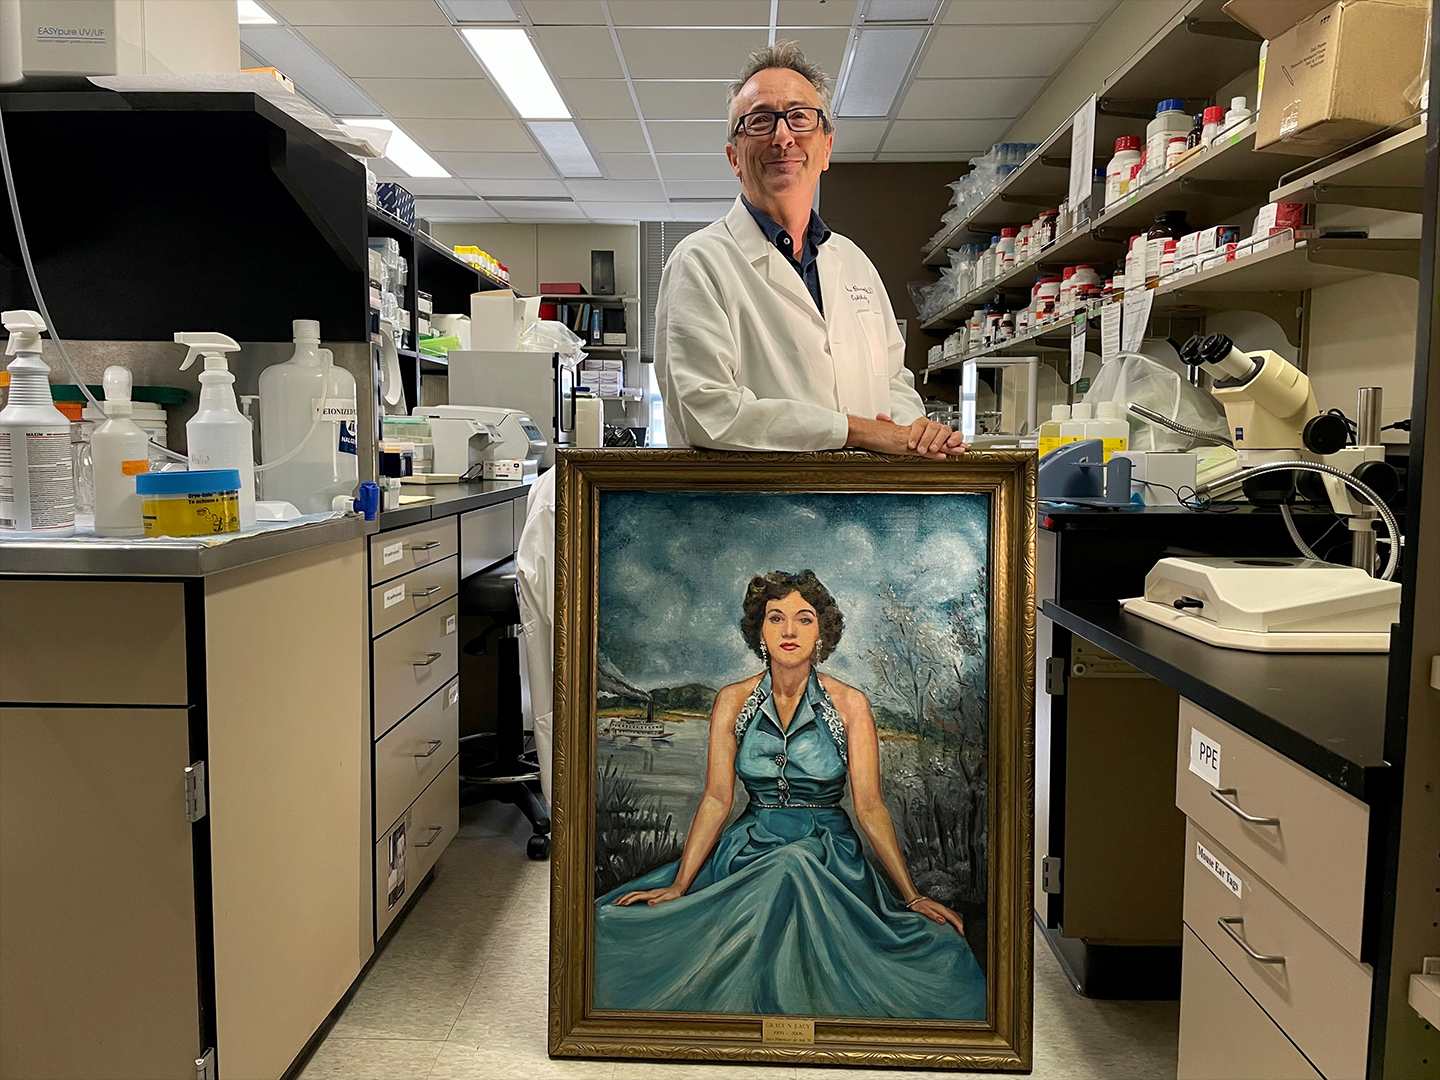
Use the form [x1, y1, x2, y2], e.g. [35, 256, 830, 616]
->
[549, 449, 1036, 1070]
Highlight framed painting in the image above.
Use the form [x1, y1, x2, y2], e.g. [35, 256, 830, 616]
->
[549, 450, 1036, 1070]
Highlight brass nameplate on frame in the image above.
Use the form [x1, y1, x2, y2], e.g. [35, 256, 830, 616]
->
[762, 1018, 815, 1045]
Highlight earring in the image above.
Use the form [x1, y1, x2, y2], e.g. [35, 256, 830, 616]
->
[760, 642, 769, 665]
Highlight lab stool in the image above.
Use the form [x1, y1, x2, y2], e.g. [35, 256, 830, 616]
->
[457, 557, 551, 860]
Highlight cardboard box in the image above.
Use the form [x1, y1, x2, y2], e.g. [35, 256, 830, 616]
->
[1223, 0, 1331, 39]
[1250, 0, 1429, 158]
[469, 290, 527, 350]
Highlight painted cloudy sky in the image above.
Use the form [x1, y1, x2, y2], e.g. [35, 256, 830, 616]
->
[596, 491, 990, 693]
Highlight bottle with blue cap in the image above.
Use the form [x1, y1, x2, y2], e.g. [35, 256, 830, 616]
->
[1144, 98, 1190, 185]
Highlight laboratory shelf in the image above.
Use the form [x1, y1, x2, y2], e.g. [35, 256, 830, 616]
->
[923, 318, 1095, 377]
[1151, 234, 1422, 311]
[1270, 123, 1428, 212]
[1041, 600, 1388, 800]
[366, 205, 414, 245]
[1098, 0, 1261, 117]
[1090, 124, 1313, 236]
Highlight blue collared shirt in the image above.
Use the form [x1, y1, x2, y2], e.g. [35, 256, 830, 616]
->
[742, 196, 831, 315]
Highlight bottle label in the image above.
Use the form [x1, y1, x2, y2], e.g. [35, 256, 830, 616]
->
[1101, 437, 1128, 462]
[338, 420, 358, 457]
[312, 398, 358, 423]
[0, 430, 75, 531]
[1038, 436, 1061, 457]
[121, 459, 149, 476]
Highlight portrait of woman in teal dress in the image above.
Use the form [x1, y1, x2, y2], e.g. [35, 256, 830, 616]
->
[593, 569, 987, 1021]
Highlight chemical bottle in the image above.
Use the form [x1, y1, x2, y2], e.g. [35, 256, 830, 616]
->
[0, 309, 75, 536]
[1143, 99, 1190, 183]
[177, 332, 255, 529]
[1220, 96, 1250, 136]
[1146, 210, 1190, 285]
[1105, 136, 1142, 207]
[1200, 104, 1225, 147]
[1038, 405, 1069, 457]
[91, 365, 149, 537]
[1085, 401, 1130, 462]
[257, 320, 358, 513]
[1060, 402, 1092, 445]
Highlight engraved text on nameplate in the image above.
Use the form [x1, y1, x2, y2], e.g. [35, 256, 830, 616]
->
[762, 1018, 815, 1045]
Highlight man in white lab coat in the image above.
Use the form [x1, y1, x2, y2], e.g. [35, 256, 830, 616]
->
[518, 42, 963, 806]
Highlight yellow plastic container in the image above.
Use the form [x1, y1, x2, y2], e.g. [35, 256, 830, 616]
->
[137, 469, 241, 538]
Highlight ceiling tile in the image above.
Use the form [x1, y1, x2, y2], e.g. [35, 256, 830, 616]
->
[498, 201, 587, 220]
[670, 200, 735, 220]
[415, 198, 504, 221]
[656, 154, 736, 181]
[772, 28, 848, 80]
[941, 0, 1117, 24]
[778, 0, 860, 26]
[393, 177, 476, 195]
[402, 118, 536, 152]
[298, 25, 483, 79]
[831, 119, 887, 154]
[565, 179, 665, 201]
[365, 156, 409, 180]
[577, 202, 675, 220]
[466, 178, 570, 196]
[632, 81, 728, 121]
[563, 79, 639, 119]
[356, 77, 512, 118]
[600, 152, 659, 179]
[645, 120, 729, 154]
[665, 179, 741, 198]
[519, 0, 607, 24]
[266, 0, 449, 24]
[881, 118, 1009, 152]
[918, 23, 1093, 79]
[241, 27, 380, 116]
[580, 120, 649, 153]
[898, 76, 1047, 119]
[532, 26, 623, 79]
[438, 151, 558, 178]
[618, 29, 768, 79]
[607, 0, 770, 25]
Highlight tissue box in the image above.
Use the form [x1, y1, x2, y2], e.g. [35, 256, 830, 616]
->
[376, 182, 415, 227]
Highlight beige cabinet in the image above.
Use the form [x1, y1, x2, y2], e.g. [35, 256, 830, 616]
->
[375, 677, 460, 839]
[375, 758, 461, 937]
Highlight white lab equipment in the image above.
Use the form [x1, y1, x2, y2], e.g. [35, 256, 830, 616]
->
[959, 357, 1047, 447]
[177, 331, 255, 530]
[1123, 556, 1401, 652]
[413, 405, 547, 481]
[257, 320, 358, 513]
[0, 308, 74, 536]
[448, 350, 565, 467]
[573, 392, 604, 449]
[1110, 450, 1197, 505]
[90, 365, 148, 537]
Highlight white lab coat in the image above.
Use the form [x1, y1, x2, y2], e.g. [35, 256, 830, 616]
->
[517, 197, 925, 803]
[656, 196, 926, 450]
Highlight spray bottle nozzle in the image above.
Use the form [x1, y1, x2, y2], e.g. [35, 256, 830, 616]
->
[3, 309, 47, 356]
[175, 332, 241, 371]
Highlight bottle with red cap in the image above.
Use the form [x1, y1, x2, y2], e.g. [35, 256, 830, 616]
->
[1201, 104, 1226, 147]
[998, 227, 1018, 272]
[1105, 135, 1143, 208]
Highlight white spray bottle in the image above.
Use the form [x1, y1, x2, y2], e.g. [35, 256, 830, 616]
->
[0, 309, 75, 536]
[91, 366, 150, 537]
[177, 332, 255, 529]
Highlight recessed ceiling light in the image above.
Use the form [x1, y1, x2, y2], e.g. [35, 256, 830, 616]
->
[836, 27, 927, 117]
[862, 0, 938, 22]
[527, 122, 602, 177]
[236, 0, 277, 25]
[342, 118, 451, 178]
[436, 0, 519, 22]
[460, 28, 570, 120]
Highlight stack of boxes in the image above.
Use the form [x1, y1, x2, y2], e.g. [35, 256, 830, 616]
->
[368, 237, 410, 349]
[375, 182, 415, 228]
[579, 356, 623, 398]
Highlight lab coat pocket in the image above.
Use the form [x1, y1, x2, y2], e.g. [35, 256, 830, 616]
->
[855, 309, 891, 377]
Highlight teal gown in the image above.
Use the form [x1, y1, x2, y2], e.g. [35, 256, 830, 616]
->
[593, 671, 986, 1020]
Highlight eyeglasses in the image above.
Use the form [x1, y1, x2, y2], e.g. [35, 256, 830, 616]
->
[732, 107, 828, 138]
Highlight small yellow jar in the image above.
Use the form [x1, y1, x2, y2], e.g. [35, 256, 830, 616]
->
[136, 469, 241, 538]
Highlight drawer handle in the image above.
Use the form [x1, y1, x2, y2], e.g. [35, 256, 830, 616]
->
[414, 825, 443, 848]
[410, 541, 442, 551]
[413, 586, 444, 598]
[413, 652, 443, 668]
[1211, 788, 1281, 826]
[1218, 916, 1286, 964]
[414, 739, 444, 759]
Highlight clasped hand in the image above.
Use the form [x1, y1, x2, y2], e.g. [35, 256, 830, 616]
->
[848, 413, 969, 460]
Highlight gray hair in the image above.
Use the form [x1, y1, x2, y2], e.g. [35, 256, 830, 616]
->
[726, 40, 835, 142]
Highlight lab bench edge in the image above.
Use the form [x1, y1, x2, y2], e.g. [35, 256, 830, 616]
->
[376, 480, 533, 532]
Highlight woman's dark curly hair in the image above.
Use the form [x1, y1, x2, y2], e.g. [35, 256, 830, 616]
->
[740, 570, 845, 663]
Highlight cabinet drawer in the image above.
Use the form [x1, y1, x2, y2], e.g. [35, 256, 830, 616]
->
[372, 599, 458, 736]
[460, 502, 515, 577]
[1183, 821, 1370, 1080]
[375, 757, 459, 938]
[1176, 701, 1368, 958]
[1178, 926, 1321, 1080]
[370, 556, 458, 638]
[375, 678, 459, 838]
[370, 518, 457, 586]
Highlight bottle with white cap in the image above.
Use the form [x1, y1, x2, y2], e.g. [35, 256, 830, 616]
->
[91, 365, 149, 537]
[1084, 400, 1130, 462]
[0, 309, 75, 536]
[177, 332, 256, 529]
[1038, 404, 1069, 457]
[257, 320, 359, 513]
[1059, 402, 1092, 446]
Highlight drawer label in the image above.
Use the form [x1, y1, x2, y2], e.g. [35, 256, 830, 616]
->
[1197, 840, 1243, 898]
[445, 614, 456, 636]
[386, 821, 406, 909]
[383, 583, 406, 609]
[1190, 728, 1222, 788]
[382, 541, 404, 566]
[448, 683, 459, 708]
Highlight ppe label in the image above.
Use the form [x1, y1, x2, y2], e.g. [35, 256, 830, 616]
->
[1190, 728, 1221, 788]
[1197, 840, 1243, 898]
[382, 541, 404, 565]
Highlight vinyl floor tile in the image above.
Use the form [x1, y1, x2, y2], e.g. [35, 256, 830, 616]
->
[429, 1039, 618, 1079]
[296, 1037, 444, 1080]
